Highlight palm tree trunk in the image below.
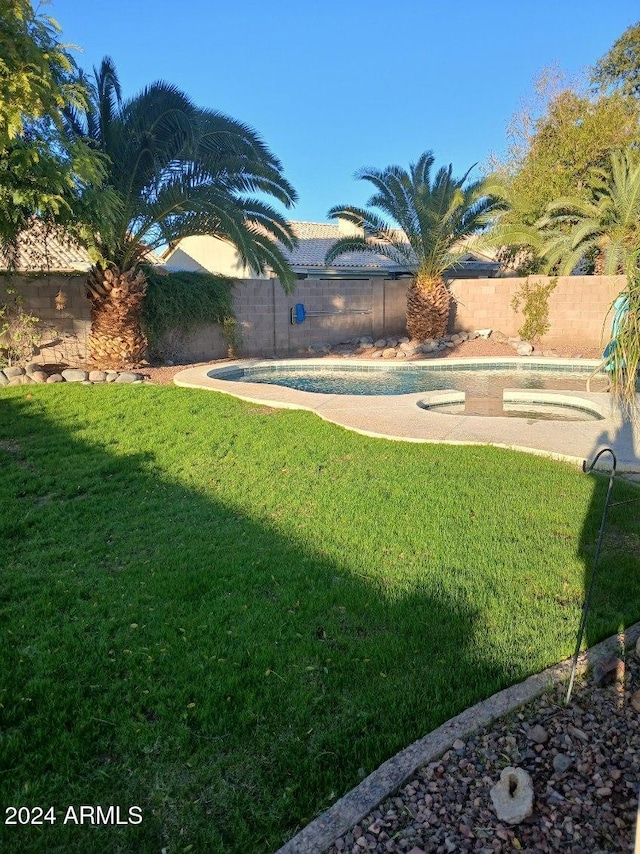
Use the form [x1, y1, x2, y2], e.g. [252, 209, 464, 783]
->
[86, 266, 148, 368]
[406, 272, 451, 340]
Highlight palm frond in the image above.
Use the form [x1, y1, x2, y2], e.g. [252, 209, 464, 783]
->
[326, 151, 498, 278]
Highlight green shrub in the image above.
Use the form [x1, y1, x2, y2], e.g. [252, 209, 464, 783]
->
[0, 284, 46, 366]
[511, 277, 557, 341]
[142, 268, 236, 360]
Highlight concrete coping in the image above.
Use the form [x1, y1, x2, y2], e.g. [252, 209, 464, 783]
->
[174, 357, 639, 472]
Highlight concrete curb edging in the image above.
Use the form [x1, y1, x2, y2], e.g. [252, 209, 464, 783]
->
[276, 621, 640, 854]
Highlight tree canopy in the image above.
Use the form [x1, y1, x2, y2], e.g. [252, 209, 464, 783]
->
[0, 0, 84, 146]
[0, 0, 106, 262]
[591, 21, 640, 100]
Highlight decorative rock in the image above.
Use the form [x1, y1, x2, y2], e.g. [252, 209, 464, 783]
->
[527, 724, 548, 745]
[593, 656, 625, 687]
[46, 374, 63, 383]
[517, 342, 534, 356]
[636, 636, 640, 660]
[385, 338, 398, 347]
[382, 348, 397, 359]
[114, 371, 142, 383]
[8, 378, 23, 386]
[444, 341, 455, 348]
[420, 341, 435, 353]
[61, 368, 89, 383]
[25, 362, 43, 375]
[552, 753, 572, 774]
[358, 336, 373, 346]
[89, 370, 107, 383]
[309, 343, 331, 354]
[30, 371, 47, 384]
[491, 330, 508, 343]
[490, 767, 534, 825]
[631, 689, 640, 713]
[457, 331, 469, 341]
[105, 371, 119, 383]
[4, 366, 25, 377]
[0, 372, 8, 386]
[398, 337, 409, 344]
[374, 339, 387, 348]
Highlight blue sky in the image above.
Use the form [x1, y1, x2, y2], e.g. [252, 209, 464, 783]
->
[48, 0, 637, 223]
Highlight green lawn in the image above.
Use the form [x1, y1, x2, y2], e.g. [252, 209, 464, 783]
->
[0, 385, 638, 853]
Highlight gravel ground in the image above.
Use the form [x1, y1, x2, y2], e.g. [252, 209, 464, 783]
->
[140, 339, 602, 387]
[324, 656, 640, 854]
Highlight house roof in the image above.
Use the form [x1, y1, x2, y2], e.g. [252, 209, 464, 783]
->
[283, 221, 502, 276]
[0, 221, 93, 272]
[284, 221, 401, 272]
[0, 221, 164, 273]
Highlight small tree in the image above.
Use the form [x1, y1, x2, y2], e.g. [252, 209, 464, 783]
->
[0, 0, 110, 264]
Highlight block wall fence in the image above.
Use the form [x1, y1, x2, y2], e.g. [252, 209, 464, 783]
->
[1, 272, 628, 364]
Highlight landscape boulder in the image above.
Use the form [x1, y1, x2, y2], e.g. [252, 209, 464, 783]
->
[490, 767, 534, 825]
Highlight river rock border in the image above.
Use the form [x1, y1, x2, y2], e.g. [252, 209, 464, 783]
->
[306, 330, 583, 360]
[0, 364, 147, 386]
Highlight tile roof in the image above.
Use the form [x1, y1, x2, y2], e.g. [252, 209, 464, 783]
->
[0, 221, 163, 272]
[0, 221, 93, 272]
[284, 221, 405, 271]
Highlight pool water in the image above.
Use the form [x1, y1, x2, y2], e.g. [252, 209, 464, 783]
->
[218, 363, 608, 397]
[423, 399, 603, 421]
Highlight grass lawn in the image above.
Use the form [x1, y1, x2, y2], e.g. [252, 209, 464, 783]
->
[0, 385, 638, 853]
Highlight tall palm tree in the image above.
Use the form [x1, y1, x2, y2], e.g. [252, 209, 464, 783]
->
[64, 58, 297, 368]
[324, 150, 499, 340]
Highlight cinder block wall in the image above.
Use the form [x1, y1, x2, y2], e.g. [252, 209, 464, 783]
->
[179, 277, 407, 359]
[3, 272, 629, 364]
[449, 275, 627, 347]
[1, 274, 91, 364]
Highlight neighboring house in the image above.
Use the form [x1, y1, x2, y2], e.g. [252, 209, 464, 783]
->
[162, 219, 510, 280]
[0, 220, 163, 273]
[0, 220, 92, 272]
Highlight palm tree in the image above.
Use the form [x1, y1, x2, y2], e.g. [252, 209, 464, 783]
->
[488, 147, 640, 416]
[537, 148, 640, 275]
[487, 149, 640, 275]
[324, 150, 499, 340]
[64, 58, 297, 368]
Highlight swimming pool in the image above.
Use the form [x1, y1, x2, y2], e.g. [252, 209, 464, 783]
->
[174, 358, 639, 469]
[215, 360, 608, 397]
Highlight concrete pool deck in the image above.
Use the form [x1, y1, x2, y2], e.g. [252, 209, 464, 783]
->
[174, 357, 640, 471]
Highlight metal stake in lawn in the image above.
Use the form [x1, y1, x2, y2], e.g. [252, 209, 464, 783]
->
[565, 448, 617, 705]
